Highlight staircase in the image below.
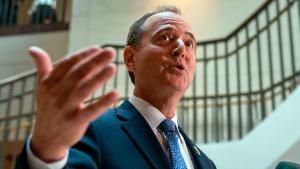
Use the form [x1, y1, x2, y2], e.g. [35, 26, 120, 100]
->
[0, 0, 299, 168]
[200, 86, 300, 169]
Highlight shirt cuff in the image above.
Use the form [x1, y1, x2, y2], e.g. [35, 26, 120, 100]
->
[26, 136, 69, 169]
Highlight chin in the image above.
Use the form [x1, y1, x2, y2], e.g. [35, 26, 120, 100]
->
[162, 74, 191, 92]
[167, 80, 189, 92]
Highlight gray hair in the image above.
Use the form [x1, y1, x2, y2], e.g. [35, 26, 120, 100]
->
[125, 5, 182, 84]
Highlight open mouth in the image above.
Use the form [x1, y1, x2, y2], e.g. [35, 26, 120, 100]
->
[175, 65, 184, 70]
[167, 62, 185, 71]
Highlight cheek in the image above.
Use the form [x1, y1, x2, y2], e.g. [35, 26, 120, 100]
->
[189, 60, 196, 75]
[145, 49, 167, 67]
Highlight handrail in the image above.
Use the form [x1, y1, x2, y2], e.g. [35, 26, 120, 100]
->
[0, 0, 299, 168]
[1, 76, 299, 128]
[0, 69, 35, 85]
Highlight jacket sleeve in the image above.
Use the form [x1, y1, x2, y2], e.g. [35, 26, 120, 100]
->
[64, 122, 101, 169]
[15, 122, 101, 169]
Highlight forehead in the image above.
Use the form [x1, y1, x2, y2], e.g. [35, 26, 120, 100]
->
[142, 12, 193, 33]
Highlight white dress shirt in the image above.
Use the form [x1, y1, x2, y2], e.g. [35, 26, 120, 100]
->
[26, 95, 195, 169]
[129, 95, 195, 169]
[26, 135, 68, 169]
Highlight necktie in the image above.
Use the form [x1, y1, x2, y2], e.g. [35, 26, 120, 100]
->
[160, 119, 188, 169]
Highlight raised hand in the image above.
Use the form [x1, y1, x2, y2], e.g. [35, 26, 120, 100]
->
[29, 46, 119, 162]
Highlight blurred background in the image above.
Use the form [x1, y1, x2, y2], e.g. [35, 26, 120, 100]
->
[0, 0, 299, 169]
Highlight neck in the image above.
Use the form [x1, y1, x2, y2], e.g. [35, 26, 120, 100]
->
[133, 87, 183, 119]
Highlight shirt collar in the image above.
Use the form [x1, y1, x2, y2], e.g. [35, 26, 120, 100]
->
[129, 95, 179, 135]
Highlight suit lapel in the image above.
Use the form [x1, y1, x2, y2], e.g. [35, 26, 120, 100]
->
[116, 101, 171, 169]
[179, 128, 213, 169]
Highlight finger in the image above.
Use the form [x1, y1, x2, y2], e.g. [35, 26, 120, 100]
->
[72, 63, 117, 106]
[29, 46, 53, 81]
[69, 47, 116, 82]
[64, 45, 102, 60]
[53, 47, 116, 97]
[47, 46, 102, 84]
[57, 63, 117, 110]
[78, 90, 119, 122]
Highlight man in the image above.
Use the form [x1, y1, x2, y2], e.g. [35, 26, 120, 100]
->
[16, 6, 216, 169]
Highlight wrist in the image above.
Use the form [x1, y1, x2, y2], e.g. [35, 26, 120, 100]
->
[30, 136, 67, 162]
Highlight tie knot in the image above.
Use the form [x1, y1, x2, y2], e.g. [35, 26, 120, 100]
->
[160, 119, 176, 133]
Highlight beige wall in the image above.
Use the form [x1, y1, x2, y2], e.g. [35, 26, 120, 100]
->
[69, 0, 264, 51]
[0, 31, 69, 80]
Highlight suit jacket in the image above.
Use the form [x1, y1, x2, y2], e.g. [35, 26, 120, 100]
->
[16, 100, 216, 169]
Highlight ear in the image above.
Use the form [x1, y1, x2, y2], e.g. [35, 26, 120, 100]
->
[123, 46, 136, 72]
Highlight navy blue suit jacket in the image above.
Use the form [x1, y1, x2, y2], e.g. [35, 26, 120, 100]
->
[16, 100, 216, 169]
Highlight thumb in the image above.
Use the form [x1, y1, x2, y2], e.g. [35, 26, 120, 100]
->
[29, 46, 53, 80]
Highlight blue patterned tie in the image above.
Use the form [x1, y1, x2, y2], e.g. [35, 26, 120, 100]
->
[160, 119, 188, 169]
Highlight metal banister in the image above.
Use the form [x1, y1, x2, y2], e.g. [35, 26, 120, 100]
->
[0, 0, 299, 168]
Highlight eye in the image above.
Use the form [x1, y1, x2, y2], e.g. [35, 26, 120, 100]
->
[159, 33, 172, 42]
[185, 40, 194, 48]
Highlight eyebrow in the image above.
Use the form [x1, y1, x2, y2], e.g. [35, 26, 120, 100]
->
[154, 25, 196, 43]
[185, 31, 196, 44]
[153, 26, 174, 36]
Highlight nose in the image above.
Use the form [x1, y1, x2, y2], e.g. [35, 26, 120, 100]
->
[171, 39, 185, 58]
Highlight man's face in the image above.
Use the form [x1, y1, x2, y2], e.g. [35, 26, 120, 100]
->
[128, 12, 196, 94]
